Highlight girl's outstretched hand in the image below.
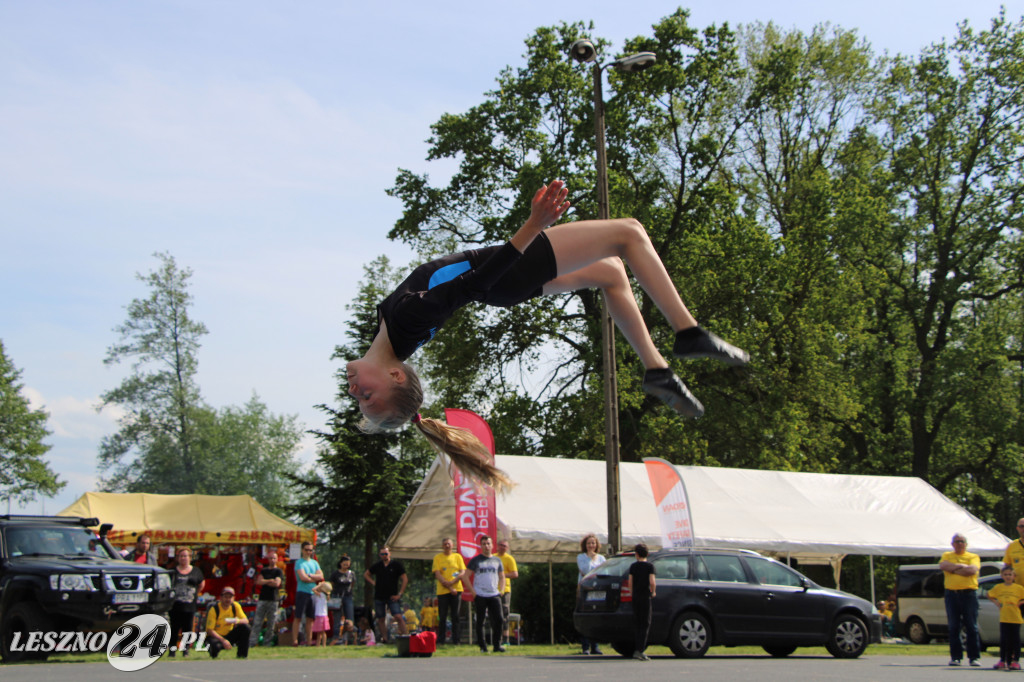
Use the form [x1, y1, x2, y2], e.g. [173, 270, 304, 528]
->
[529, 180, 571, 228]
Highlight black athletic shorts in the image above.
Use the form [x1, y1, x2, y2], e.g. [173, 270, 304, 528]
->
[467, 230, 558, 307]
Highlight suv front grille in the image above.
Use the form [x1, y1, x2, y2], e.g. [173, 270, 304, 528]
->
[88, 573, 151, 592]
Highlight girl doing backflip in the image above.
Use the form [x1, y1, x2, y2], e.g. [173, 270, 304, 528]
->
[346, 181, 748, 489]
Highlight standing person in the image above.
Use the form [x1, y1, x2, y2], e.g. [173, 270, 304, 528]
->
[328, 555, 355, 645]
[496, 539, 518, 645]
[1004, 519, 1024, 664]
[290, 541, 324, 647]
[167, 547, 205, 657]
[311, 581, 332, 646]
[432, 537, 467, 645]
[346, 180, 749, 489]
[124, 534, 156, 565]
[627, 543, 656, 661]
[205, 586, 250, 659]
[465, 536, 506, 653]
[420, 596, 438, 635]
[363, 545, 408, 644]
[939, 533, 982, 666]
[576, 533, 606, 655]
[249, 549, 283, 649]
[988, 565, 1024, 670]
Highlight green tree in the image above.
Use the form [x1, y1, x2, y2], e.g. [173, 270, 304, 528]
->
[287, 256, 433, 607]
[844, 11, 1024, 521]
[0, 340, 64, 504]
[197, 394, 304, 516]
[99, 253, 304, 512]
[98, 252, 208, 492]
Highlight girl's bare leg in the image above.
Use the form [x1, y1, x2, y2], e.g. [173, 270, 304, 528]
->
[544, 218, 698, 332]
[542, 258, 667, 370]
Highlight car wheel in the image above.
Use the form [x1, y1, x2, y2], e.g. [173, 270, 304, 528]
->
[826, 614, 869, 659]
[1, 602, 53, 663]
[905, 617, 930, 644]
[610, 641, 635, 658]
[763, 644, 797, 657]
[668, 611, 711, 658]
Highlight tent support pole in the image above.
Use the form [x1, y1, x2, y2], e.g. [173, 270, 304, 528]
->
[549, 559, 555, 645]
[870, 555, 876, 605]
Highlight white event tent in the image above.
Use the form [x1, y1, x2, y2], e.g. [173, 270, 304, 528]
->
[388, 454, 1010, 562]
[388, 455, 1010, 644]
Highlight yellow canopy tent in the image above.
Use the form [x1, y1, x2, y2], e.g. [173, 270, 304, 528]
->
[58, 492, 315, 545]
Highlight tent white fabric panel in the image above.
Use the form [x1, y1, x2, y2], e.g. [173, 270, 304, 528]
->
[386, 455, 1010, 563]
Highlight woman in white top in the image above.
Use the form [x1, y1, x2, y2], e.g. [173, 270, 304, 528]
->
[576, 533, 606, 655]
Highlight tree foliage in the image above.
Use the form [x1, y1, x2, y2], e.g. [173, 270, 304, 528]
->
[383, 9, 1024, 526]
[0, 340, 64, 504]
[98, 253, 302, 515]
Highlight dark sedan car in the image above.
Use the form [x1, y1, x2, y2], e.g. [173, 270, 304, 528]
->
[574, 547, 881, 659]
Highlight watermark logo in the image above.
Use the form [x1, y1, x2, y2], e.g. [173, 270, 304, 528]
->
[8, 630, 110, 654]
[106, 614, 208, 671]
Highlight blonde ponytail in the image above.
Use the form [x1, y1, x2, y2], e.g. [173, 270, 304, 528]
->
[414, 417, 514, 493]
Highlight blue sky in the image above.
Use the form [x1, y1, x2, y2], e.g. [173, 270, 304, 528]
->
[2, 0, 1019, 515]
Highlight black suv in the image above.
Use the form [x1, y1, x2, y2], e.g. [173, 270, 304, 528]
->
[574, 547, 881, 659]
[0, 515, 174, 662]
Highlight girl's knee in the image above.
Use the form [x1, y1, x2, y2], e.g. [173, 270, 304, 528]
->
[613, 218, 650, 252]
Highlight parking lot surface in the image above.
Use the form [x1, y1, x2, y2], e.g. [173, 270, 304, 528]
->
[0, 653, 996, 682]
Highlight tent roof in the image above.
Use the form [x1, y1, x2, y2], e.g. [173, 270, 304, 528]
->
[387, 455, 1010, 562]
[58, 492, 315, 545]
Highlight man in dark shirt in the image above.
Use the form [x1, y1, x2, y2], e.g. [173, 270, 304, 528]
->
[364, 545, 408, 644]
[627, 544, 657, 661]
[249, 549, 283, 648]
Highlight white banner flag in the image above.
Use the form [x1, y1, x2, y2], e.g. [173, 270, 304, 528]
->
[643, 457, 695, 548]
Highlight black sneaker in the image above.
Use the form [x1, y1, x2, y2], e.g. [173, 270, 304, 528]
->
[674, 326, 749, 366]
[494, 645, 506, 653]
[479, 646, 488, 654]
[642, 369, 704, 419]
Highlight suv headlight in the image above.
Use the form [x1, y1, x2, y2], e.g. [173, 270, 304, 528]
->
[49, 574, 95, 591]
[155, 573, 171, 590]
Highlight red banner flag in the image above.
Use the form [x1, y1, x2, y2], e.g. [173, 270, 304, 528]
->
[444, 408, 497, 594]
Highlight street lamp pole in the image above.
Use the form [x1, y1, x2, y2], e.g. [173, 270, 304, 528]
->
[591, 60, 622, 555]
[571, 41, 656, 555]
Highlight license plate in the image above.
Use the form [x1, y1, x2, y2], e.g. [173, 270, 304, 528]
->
[585, 590, 606, 602]
[113, 593, 148, 604]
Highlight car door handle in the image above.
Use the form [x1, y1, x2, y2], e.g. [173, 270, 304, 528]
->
[703, 588, 714, 597]
[764, 592, 775, 600]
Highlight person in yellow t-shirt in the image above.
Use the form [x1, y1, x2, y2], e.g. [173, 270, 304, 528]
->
[403, 605, 420, 632]
[939, 533, 981, 666]
[988, 565, 1024, 670]
[419, 596, 439, 633]
[496, 539, 518, 645]
[204, 586, 250, 659]
[432, 537, 466, 645]
[1003, 519, 1024, 587]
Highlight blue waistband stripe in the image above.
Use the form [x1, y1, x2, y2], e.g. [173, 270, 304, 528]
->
[428, 261, 472, 289]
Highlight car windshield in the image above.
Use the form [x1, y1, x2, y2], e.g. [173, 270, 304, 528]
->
[4, 526, 118, 560]
[586, 555, 634, 579]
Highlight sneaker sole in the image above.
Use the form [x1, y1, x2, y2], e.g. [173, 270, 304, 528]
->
[643, 384, 705, 419]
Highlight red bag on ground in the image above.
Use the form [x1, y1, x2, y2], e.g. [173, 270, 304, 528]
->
[408, 630, 436, 656]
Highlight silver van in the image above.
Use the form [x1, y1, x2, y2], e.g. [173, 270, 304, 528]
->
[895, 562, 1004, 645]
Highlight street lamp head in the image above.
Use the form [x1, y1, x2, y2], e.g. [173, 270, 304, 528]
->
[570, 39, 597, 64]
[611, 52, 657, 73]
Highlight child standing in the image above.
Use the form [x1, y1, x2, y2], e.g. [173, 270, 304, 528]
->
[988, 565, 1024, 670]
[627, 543, 657, 661]
[311, 581, 332, 646]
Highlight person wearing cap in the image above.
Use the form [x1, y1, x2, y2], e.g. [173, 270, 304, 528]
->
[939, 532, 981, 667]
[205, 586, 251, 659]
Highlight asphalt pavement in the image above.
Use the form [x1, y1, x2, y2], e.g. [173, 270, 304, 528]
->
[0, 653, 998, 682]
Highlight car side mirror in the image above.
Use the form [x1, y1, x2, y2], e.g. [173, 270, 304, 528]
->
[801, 578, 810, 592]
